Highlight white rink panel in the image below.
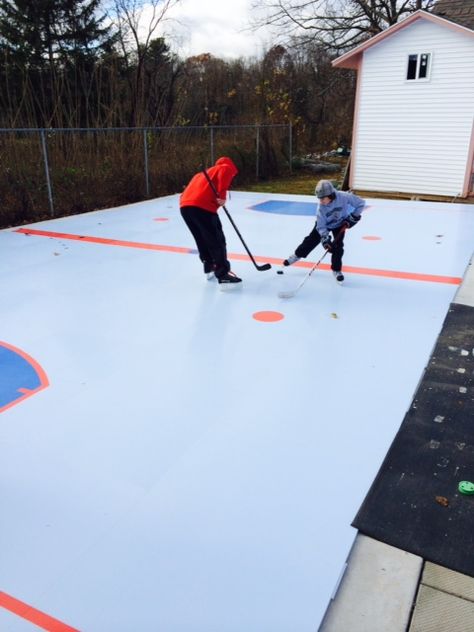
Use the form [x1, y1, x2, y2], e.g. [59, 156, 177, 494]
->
[1, 192, 473, 631]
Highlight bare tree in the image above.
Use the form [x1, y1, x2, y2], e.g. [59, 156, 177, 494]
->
[251, 0, 437, 53]
[112, 0, 180, 124]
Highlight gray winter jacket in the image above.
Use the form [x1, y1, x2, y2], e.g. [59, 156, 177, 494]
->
[316, 191, 365, 238]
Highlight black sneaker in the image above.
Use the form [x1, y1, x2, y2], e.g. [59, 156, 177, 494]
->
[218, 271, 242, 287]
[333, 271, 344, 282]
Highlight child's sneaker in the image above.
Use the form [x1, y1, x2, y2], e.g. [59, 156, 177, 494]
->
[333, 270, 344, 283]
[218, 271, 242, 289]
[283, 254, 300, 266]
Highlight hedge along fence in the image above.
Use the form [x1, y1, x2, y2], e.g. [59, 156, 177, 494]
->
[0, 124, 292, 229]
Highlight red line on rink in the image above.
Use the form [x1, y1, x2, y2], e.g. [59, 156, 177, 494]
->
[216, 254, 461, 285]
[15, 227, 192, 254]
[15, 228, 462, 285]
[0, 592, 80, 631]
[287, 259, 462, 285]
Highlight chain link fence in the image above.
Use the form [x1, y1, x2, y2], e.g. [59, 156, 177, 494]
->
[0, 124, 292, 228]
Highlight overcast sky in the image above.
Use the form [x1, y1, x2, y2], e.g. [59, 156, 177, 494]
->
[156, 0, 273, 59]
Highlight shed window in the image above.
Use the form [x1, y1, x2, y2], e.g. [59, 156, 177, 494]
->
[406, 53, 431, 80]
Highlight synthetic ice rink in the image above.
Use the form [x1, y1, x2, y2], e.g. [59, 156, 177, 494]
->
[1, 190, 473, 631]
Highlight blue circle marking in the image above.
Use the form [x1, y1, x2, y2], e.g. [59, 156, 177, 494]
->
[249, 200, 315, 216]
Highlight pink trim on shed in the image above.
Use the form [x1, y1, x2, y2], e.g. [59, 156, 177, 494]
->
[349, 63, 363, 190]
[464, 119, 474, 196]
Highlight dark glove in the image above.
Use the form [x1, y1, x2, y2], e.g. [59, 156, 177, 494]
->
[345, 213, 361, 228]
[322, 235, 333, 252]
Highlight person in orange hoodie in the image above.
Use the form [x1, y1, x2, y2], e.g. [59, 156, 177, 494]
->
[180, 157, 242, 287]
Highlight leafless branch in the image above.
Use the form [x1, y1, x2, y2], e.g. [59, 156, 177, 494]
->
[250, 0, 437, 52]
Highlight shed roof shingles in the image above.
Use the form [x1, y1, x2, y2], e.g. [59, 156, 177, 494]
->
[432, 0, 474, 30]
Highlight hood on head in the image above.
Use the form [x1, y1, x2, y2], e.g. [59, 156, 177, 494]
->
[215, 156, 238, 177]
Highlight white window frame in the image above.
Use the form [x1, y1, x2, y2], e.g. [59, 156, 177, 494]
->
[406, 52, 432, 82]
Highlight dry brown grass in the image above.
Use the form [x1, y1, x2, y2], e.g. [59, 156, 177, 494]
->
[0, 128, 291, 228]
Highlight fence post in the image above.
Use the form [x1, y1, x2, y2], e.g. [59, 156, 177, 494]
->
[256, 125, 260, 180]
[40, 129, 55, 217]
[288, 123, 293, 173]
[210, 127, 215, 165]
[143, 129, 150, 197]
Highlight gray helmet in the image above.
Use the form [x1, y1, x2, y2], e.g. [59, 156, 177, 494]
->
[315, 180, 336, 198]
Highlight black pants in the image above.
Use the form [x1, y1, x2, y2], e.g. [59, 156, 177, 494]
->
[295, 224, 345, 272]
[180, 205, 230, 279]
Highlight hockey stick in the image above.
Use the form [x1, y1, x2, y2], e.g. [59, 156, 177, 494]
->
[201, 167, 272, 272]
[278, 227, 346, 299]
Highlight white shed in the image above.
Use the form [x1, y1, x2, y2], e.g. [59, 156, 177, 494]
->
[333, 9, 474, 199]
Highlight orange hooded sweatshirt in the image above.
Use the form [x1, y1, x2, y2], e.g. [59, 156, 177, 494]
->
[180, 157, 238, 213]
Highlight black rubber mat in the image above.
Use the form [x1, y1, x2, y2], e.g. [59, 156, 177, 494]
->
[353, 302, 474, 577]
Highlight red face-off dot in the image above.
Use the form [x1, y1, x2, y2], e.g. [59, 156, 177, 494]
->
[253, 311, 285, 322]
[362, 236, 382, 240]
[154, 218, 169, 222]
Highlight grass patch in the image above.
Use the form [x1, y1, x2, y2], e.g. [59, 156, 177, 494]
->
[236, 173, 320, 195]
[235, 159, 348, 195]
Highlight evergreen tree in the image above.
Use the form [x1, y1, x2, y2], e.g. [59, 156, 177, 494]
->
[0, 0, 117, 125]
[0, 0, 116, 68]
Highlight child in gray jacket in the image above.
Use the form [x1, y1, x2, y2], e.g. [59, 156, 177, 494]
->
[282, 180, 365, 282]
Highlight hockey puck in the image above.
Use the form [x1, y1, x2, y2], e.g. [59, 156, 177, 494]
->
[277, 270, 284, 275]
